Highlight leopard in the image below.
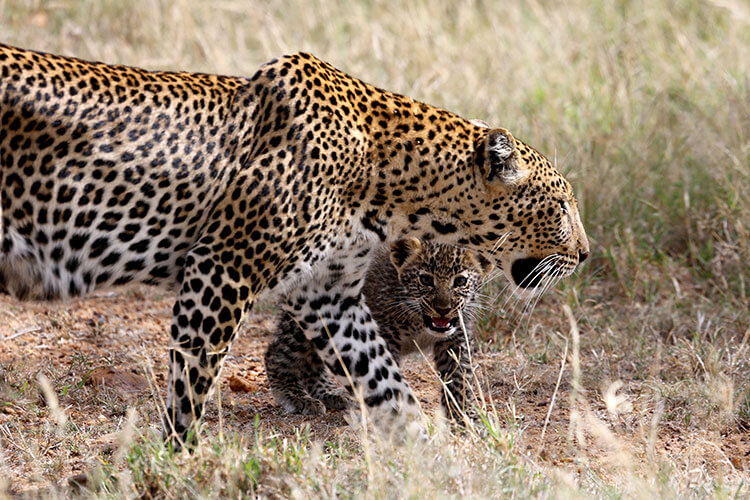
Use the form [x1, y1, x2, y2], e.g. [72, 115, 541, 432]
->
[0, 43, 590, 446]
[265, 237, 492, 422]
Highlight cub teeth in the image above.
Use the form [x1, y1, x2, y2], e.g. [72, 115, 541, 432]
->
[430, 317, 452, 329]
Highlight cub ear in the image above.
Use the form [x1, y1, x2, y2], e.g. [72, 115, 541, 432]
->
[390, 237, 422, 270]
[474, 128, 528, 185]
[464, 251, 494, 276]
[476, 253, 494, 275]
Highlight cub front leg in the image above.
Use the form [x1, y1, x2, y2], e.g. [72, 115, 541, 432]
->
[264, 314, 328, 415]
[433, 333, 478, 422]
[265, 312, 353, 414]
[163, 241, 256, 446]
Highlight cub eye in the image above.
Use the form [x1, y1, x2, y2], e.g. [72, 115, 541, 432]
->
[418, 274, 434, 287]
[558, 199, 568, 214]
[453, 276, 467, 287]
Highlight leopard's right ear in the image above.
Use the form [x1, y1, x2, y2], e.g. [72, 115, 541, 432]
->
[390, 237, 422, 270]
[474, 128, 528, 186]
[469, 118, 490, 129]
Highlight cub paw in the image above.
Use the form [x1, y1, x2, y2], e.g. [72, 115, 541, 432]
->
[279, 395, 327, 416]
[320, 391, 352, 411]
[297, 397, 327, 416]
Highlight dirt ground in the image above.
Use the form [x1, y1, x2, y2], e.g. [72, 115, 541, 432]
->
[0, 286, 747, 493]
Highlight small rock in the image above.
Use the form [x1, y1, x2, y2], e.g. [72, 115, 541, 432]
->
[86, 366, 149, 395]
[67, 472, 89, 492]
[92, 431, 120, 454]
[228, 374, 256, 393]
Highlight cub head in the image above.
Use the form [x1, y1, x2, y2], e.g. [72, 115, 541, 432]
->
[389, 238, 493, 337]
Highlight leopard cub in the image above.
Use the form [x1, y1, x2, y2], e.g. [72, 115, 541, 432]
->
[264, 238, 493, 421]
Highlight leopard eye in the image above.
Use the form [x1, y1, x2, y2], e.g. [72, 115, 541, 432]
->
[418, 273, 434, 287]
[558, 199, 568, 214]
[453, 276, 467, 287]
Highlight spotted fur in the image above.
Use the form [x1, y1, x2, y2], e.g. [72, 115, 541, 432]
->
[0, 44, 589, 445]
[266, 238, 492, 421]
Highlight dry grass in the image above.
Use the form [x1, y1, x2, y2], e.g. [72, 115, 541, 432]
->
[0, 0, 749, 498]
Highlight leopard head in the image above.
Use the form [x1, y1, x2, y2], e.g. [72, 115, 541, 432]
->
[472, 127, 590, 296]
[390, 123, 590, 299]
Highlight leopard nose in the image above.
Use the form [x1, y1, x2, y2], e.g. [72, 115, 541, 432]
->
[434, 307, 450, 317]
[578, 250, 589, 263]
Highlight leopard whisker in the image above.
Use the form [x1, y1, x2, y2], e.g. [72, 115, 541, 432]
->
[520, 268, 565, 332]
[525, 265, 565, 315]
[506, 257, 563, 319]
[489, 231, 513, 256]
[521, 271, 557, 316]
[502, 255, 560, 312]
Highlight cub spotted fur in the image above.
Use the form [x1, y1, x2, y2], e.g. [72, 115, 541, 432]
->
[265, 238, 492, 421]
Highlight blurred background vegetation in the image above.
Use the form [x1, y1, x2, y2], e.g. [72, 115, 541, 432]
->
[0, 0, 748, 497]
[2, 0, 746, 306]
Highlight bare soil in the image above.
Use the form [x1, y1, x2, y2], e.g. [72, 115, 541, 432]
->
[0, 286, 747, 492]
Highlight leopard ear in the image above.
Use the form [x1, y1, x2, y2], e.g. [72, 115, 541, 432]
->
[474, 128, 528, 185]
[469, 118, 490, 129]
[390, 237, 422, 270]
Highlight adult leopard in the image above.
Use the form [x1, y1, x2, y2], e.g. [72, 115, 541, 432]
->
[0, 44, 589, 444]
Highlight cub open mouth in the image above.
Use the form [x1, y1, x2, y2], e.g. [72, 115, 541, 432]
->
[511, 257, 544, 288]
[423, 314, 458, 333]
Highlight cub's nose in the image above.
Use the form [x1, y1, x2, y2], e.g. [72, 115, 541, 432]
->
[434, 307, 450, 317]
[578, 250, 589, 263]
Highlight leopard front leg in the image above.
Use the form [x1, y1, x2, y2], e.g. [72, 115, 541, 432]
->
[284, 254, 421, 427]
[163, 241, 257, 446]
